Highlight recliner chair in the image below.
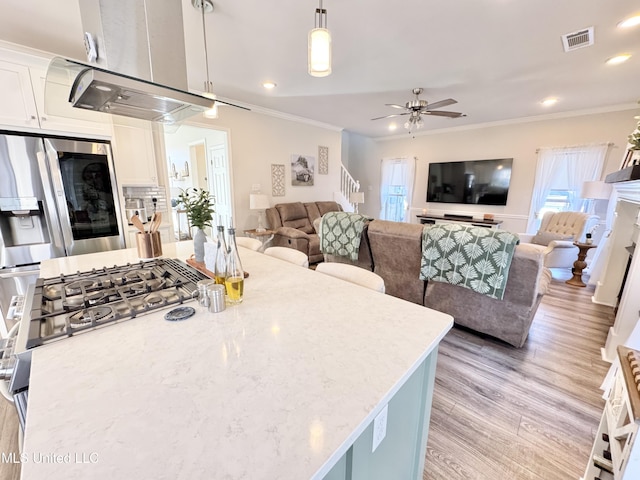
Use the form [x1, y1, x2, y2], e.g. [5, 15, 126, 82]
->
[519, 211, 598, 269]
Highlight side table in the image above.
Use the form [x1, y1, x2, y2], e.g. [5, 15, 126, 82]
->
[566, 242, 597, 287]
[243, 229, 275, 252]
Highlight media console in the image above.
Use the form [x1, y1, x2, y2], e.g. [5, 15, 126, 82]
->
[416, 214, 503, 229]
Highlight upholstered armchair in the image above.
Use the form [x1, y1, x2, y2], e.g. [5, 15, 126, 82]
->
[519, 211, 599, 269]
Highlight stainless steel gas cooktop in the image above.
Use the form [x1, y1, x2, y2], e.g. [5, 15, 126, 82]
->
[25, 258, 209, 348]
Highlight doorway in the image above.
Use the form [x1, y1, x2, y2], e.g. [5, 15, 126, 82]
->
[164, 125, 232, 239]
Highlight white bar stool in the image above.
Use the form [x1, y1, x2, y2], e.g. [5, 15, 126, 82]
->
[264, 247, 309, 268]
[315, 262, 385, 293]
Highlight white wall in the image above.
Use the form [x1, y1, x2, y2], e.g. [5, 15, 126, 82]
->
[164, 126, 227, 195]
[181, 107, 343, 232]
[347, 109, 638, 232]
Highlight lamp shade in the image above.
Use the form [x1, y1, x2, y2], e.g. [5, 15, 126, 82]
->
[249, 193, 270, 210]
[580, 180, 612, 200]
[308, 28, 332, 77]
[349, 191, 365, 204]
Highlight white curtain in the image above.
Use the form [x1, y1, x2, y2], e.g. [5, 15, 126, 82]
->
[379, 157, 415, 222]
[526, 143, 609, 233]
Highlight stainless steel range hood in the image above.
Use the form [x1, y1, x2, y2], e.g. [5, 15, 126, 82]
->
[46, 57, 216, 124]
[44, 0, 246, 124]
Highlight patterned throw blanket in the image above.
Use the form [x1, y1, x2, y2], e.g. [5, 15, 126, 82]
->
[419, 224, 519, 300]
[320, 212, 371, 261]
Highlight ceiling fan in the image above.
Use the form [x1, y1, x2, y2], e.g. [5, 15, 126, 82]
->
[372, 88, 465, 132]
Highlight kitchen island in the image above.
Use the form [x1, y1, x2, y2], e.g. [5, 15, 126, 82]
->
[20, 242, 453, 479]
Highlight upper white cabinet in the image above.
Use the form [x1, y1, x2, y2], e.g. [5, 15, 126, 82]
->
[0, 60, 40, 129]
[111, 118, 158, 186]
[0, 51, 111, 137]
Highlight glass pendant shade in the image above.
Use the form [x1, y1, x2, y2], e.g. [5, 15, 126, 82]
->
[202, 91, 218, 119]
[404, 114, 424, 133]
[203, 104, 218, 119]
[308, 28, 332, 77]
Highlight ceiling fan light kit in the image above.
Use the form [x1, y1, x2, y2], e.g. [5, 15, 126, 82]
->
[372, 88, 466, 134]
[308, 0, 332, 77]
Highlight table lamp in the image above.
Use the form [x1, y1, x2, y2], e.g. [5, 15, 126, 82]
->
[349, 191, 365, 214]
[580, 180, 612, 213]
[249, 193, 270, 232]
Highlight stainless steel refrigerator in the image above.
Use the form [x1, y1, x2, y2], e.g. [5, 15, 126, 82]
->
[0, 132, 125, 327]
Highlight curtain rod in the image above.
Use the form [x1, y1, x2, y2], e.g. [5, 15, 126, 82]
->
[535, 142, 614, 154]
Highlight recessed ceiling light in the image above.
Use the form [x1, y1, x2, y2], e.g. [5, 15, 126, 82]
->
[606, 54, 632, 65]
[388, 123, 397, 131]
[541, 98, 558, 107]
[618, 15, 640, 28]
[262, 82, 277, 89]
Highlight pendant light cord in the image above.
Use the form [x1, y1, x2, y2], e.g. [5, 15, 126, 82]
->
[201, 1, 211, 93]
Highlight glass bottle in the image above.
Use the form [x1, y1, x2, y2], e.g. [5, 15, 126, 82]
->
[224, 227, 244, 304]
[214, 225, 228, 288]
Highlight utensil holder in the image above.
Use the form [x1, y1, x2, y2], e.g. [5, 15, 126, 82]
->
[136, 231, 162, 259]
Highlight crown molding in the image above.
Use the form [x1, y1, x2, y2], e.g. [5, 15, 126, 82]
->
[376, 103, 640, 142]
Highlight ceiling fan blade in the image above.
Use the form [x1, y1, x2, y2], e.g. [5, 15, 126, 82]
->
[371, 112, 410, 121]
[385, 104, 406, 109]
[423, 110, 465, 118]
[425, 98, 457, 110]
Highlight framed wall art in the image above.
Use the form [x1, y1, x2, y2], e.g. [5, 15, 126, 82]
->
[318, 146, 329, 175]
[271, 164, 285, 196]
[291, 154, 314, 186]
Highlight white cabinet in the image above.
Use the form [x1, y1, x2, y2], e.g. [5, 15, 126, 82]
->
[582, 345, 640, 480]
[111, 118, 158, 186]
[0, 60, 40, 129]
[0, 57, 111, 137]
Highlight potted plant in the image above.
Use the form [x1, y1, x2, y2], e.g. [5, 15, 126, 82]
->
[177, 187, 215, 262]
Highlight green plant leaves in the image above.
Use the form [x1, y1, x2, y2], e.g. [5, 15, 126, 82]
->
[177, 187, 215, 229]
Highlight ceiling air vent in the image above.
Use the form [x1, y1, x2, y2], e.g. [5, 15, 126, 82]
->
[561, 27, 594, 52]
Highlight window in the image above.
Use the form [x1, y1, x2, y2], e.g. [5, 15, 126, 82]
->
[380, 157, 415, 222]
[527, 144, 609, 233]
[540, 189, 573, 215]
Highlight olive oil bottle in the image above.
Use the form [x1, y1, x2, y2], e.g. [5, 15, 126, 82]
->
[224, 227, 244, 304]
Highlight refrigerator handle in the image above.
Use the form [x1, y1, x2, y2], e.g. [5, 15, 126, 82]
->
[34, 149, 67, 256]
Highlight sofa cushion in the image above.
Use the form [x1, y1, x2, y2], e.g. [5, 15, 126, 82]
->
[316, 201, 342, 216]
[531, 231, 572, 246]
[367, 220, 425, 305]
[283, 217, 314, 234]
[276, 202, 314, 234]
[304, 203, 322, 228]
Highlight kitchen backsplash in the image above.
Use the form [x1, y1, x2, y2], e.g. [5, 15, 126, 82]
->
[122, 186, 168, 214]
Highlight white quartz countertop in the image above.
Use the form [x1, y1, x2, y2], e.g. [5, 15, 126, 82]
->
[21, 243, 453, 480]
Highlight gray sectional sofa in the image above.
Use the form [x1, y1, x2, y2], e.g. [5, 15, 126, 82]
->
[326, 219, 552, 347]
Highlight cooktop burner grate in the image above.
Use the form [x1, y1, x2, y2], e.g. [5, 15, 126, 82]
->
[26, 258, 210, 348]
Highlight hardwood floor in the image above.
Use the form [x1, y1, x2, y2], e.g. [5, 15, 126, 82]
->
[0, 273, 613, 480]
[0, 396, 20, 480]
[424, 272, 614, 480]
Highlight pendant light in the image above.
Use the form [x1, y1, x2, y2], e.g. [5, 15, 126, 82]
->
[308, 0, 332, 77]
[195, 0, 218, 118]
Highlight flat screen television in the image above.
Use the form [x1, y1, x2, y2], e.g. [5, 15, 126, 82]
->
[426, 158, 513, 205]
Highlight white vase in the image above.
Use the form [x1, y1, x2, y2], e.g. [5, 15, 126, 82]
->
[193, 227, 207, 263]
